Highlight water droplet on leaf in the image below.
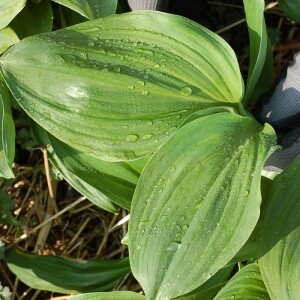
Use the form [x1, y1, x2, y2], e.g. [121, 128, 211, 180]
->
[180, 86, 193, 96]
[126, 134, 139, 142]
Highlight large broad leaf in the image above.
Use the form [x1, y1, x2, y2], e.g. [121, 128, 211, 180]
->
[31, 120, 143, 210]
[0, 11, 244, 161]
[278, 0, 300, 23]
[52, 0, 118, 19]
[0, 0, 26, 30]
[242, 0, 273, 105]
[70, 291, 145, 300]
[214, 264, 270, 300]
[0, 27, 19, 55]
[0, 74, 15, 179]
[10, 0, 53, 39]
[128, 112, 276, 299]
[6, 248, 130, 294]
[258, 157, 300, 299]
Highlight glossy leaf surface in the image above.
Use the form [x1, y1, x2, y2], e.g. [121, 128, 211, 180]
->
[0, 0, 26, 30]
[0, 74, 15, 178]
[278, 0, 300, 23]
[52, 0, 118, 19]
[10, 0, 53, 39]
[214, 264, 270, 300]
[70, 291, 145, 300]
[258, 157, 300, 299]
[6, 248, 130, 293]
[0, 11, 243, 161]
[0, 27, 19, 55]
[129, 112, 276, 299]
[243, 0, 273, 105]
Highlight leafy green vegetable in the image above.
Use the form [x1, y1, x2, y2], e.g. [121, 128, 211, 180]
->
[0, 11, 243, 161]
[129, 112, 276, 299]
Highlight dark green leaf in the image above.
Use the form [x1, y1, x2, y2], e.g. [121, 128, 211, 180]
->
[52, 0, 118, 19]
[129, 112, 276, 299]
[214, 264, 270, 300]
[6, 248, 130, 294]
[0, 0, 26, 30]
[258, 157, 300, 299]
[0, 11, 243, 161]
[0, 191, 22, 226]
[70, 291, 145, 300]
[0, 27, 19, 55]
[278, 0, 300, 23]
[10, 0, 53, 39]
[0, 74, 15, 179]
[30, 121, 119, 213]
[242, 0, 273, 105]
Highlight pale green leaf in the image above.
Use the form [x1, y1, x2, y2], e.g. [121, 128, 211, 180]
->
[6, 248, 130, 294]
[0, 74, 15, 179]
[129, 112, 276, 299]
[0, 11, 243, 161]
[70, 291, 145, 300]
[243, 0, 273, 105]
[52, 0, 118, 19]
[0, 0, 26, 30]
[10, 0, 53, 39]
[278, 0, 300, 23]
[214, 264, 270, 300]
[258, 157, 300, 299]
[0, 27, 19, 55]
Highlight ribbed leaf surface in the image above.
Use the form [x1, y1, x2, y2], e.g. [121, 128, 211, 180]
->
[214, 264, 270, 300]
[258, 157, 300, 299]
[0, 11, 243, 161]
[70, 291, 145, 300]
[129, 112, 276, 299]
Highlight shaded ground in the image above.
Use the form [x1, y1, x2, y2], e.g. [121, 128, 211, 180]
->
[1, 1, 300, 299]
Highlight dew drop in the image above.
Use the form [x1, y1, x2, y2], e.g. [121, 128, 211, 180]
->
[128, 85, 135, 90]
[154, 63, 161, 68]
[126, 134, 139, 142]
[244, 190, 249, 196]
[88, 41, 94, 47]
[138, 80, 146, 86]
[146, 120, 153, 126]
[167, 241, 181, 252]
[141, 90, 150, 96]
[136, 245, 142, 251]
[180, 86, 193, 96]
[142, 133, 153, 140]
[170, 165, 176, 172]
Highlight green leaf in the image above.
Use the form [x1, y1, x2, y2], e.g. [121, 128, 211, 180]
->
[70, 291, 145, 300]
[0, 241, 4, 260]
[58, 4, 88, 28]
[30, 120, 119, 213]
[0, 11, 244, 161]
[0, 74, 15, 179]
[0, 191, 21, 226]
[128, 112, 276, 299]
[258, 157, 300, 299]
[10, 0, 53, 39]
[175, 265, 234, 300]
[214, 264, 270, 300]
[6, 248, 130, 294]
[278, 0, 300, 23]
[242, 0, 274, 105]
[0, 0, 26, 30]
[0, 27, 19, 55]
[52, 0, 118, 19]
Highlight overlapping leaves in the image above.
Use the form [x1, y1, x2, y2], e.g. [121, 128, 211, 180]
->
[0, 11, 243, 161]
[129, 112, 276, 299]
